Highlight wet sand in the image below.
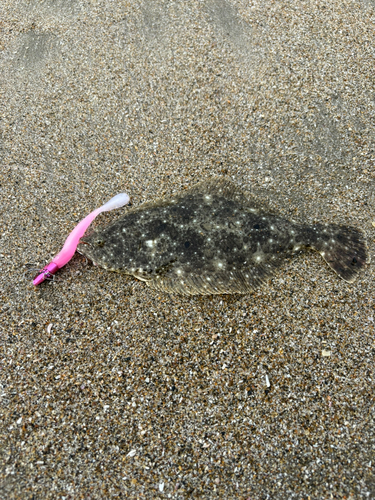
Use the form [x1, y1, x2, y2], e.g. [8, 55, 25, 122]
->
[1, 0, 374, 498]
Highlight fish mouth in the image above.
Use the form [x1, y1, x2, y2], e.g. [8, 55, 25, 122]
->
[76, 242, 99, 267]
[76, 239, 92, 257]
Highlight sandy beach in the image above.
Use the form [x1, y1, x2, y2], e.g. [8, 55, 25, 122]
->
[1, 0, 374, 498]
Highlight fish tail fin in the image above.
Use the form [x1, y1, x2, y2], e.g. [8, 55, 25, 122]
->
[310, 224, 369, 283]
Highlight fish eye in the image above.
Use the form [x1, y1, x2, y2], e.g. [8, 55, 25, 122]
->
[96, 239, 105, 247]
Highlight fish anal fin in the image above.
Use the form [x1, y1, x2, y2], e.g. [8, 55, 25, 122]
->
[147, 261, 281, 296]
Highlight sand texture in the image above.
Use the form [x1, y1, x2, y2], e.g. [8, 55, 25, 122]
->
[1, 0, 375, 498]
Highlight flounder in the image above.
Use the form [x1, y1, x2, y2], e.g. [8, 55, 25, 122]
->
[78, 178, 369, 295]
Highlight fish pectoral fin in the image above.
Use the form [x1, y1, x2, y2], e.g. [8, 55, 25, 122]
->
[132, 258, 177, 283]
[133, 274, 149, 282]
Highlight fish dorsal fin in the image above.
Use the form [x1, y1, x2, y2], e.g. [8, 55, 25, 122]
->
[180, 177, 251, 205]
[180, 177, 276, 214]
[147, 258, 283, 296]
[125, 195, 172, 214]
[128, 177, 257, 214]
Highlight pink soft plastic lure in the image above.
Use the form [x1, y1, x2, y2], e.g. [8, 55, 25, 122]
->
[33, 193, 130, 286]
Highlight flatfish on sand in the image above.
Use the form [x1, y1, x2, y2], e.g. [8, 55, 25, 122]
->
[77, 178, 369, 295]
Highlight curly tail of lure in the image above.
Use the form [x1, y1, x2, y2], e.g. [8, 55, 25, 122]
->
[33, 193, 130, 286]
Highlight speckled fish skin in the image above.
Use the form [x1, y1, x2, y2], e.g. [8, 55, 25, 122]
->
[78, 178, 369, 295]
